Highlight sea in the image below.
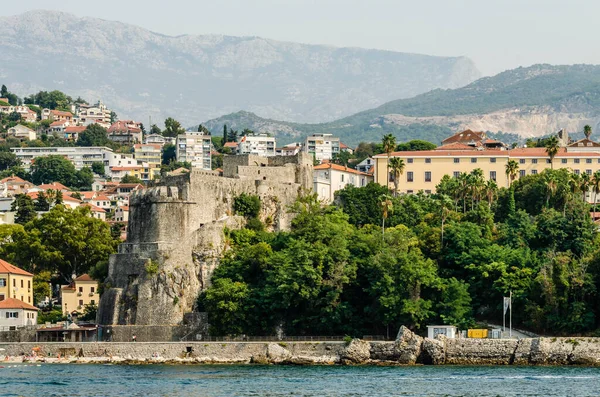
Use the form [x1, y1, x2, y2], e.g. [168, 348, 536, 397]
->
[0, 364, 598, 396]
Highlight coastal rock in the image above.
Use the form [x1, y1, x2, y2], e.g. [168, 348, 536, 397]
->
[421, 337, 446, 365]
[395, 326, 423, 364]
[266, 343, 292, 364]
[341, 339, 371, 364]
[369, 342, 399, 361]
[444, 338, 519, 365]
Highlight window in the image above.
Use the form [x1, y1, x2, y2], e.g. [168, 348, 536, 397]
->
[0, 294, 4, 301]
[407, 190, 413, 194]
[341, 174, 345, 183]
[5, 312, 18, 319]
[425, 190, 432, 194]
[562, 159, 568, 164]
[91, 287, 95, 293]
[79, 300, 84, 306]
[575, 169, 581, 175]
[27, 281, 30, 289]
[532, 159, 538, 164]
[519, 170, 525, 178]
[575, 159, 580, 164]
[407, 158, 413, 164]
[425, 158, 431, 164]
[79, 287, 83, 293]
[471, 158, 477, 163]
[407, 172, 414, 182]
[587, 169, 592, 175]
[546, 159, 552, 164]
[425, 171, 432, 182]
[21, 280, 23, 288]
[587, 159, 593, 164]
[13, 279, 15, 287]
[531, 170, 538, 175]
[519, 159, 525, 164]
[490, 171, 497, 181]
[453, 158, 460, 164]
[490, 158, 496, 163]
[453, 171, 460, 178]
[0, 278, 5, 287]
[91, 300, 95, 305]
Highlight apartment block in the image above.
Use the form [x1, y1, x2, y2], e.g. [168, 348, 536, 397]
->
[176, 132, 212, 170]
[304, 133, 340, 162]
[238, 134, 276, 157]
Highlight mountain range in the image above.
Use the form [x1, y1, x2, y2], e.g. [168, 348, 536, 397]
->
[0, 10, 480, 126]
[201, 64, 600, 146]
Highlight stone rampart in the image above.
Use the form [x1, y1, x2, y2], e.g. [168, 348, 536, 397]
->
[98, 153, 313, 327]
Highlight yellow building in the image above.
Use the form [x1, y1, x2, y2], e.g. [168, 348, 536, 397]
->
[0, 259, 34, 306]
[374, 136, 600, 201]
[60, 274, 100, 315]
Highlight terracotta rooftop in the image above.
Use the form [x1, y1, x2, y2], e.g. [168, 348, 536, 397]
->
[314, 163, 371, 176]
[74, 274, 94, 282]
[0, 259, 33, 276]
[38, 182, 70, 191]
[0, 298, 38, 311]
[0, 176, 30, 184]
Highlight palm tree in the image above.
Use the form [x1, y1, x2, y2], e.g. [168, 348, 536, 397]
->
[380, 194, 393, 236]
[581, 171, 591, 203]
[545, 136, 560, 169]
[484, 179, 498, 207]
[457, 173, 470, 212]
[505, 160, 519, 187]
[584, 125, 592, 139]
[592, 170, 600, 213]
[382, 134, 397, 190]
[468, 169, 485, 209]
[545, 173, 557, 207]
[388, 157, 405, 196]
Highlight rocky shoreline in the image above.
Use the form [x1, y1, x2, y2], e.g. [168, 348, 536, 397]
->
[2, 327, 600, 366]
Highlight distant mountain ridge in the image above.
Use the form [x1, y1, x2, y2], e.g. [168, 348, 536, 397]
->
[0, 10, 480, 126]
[201, 64, 600, 146]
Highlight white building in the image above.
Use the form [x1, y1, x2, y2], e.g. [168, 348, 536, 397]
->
[0, 298, 38, 329]
[427, 325, 457, 339]
[356, 157, 375, 173]
[107, 121, 143, 144]
[238, 134, 276, 157]
[304, 134, 341, 162]
[176, 132, 212, 170]
[313, 163, 373, 202]
[74, 100, 112, 128]
[276, 143, 302, 156]
[11, 146, 114, 172]
[7, 125, 36, 141]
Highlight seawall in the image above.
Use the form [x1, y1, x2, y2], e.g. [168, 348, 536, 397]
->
[2, 334, 600, 366]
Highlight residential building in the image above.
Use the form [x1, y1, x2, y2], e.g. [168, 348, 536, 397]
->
[134, 143, 162, 167]
[223, 141, 238, 153]
[238, 134, 276, 157]
[0, 176, 34, 196]
[313, 163, 373, 202]
[176, 132, 212, 170]
[144, 134, 175, 146]
[64, 126, 86, 142]
[60, 274, 100, 315]
[107, 120, 143, 144]
[11, 146, 113, 172]
[41, 109, 73, 122]
[0, 259, 34, 305]
[340, 142, 354, 154]
[7, 125, 36, 141]
[356, 157, 375, 173]
[114, 205, 129, 222]
[47, 120, 71, 134]
[304, 133, 341, 162]
[0, 298, 38, 329]
[373, 131, 600, 201]
[83, 203, 106, 221]
[16, 106, 37, 122]
[275, 143, 302, 156]
[74, 101, 111, 127]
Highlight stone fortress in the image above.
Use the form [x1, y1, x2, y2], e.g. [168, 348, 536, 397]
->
[97, 153, 313, 327]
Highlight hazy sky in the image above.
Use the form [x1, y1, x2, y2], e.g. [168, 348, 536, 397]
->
[1, 0, 597, 76]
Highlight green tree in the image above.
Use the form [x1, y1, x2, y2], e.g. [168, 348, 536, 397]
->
[33, 270, 52, 305]
[505, 159, 519, 187]
[197, 124, 210, 134]
[396, 140, 438, 151]
[91, 161, 105, 176]
[388, 157, 405, 196]
[163, 118, 185, 137]
[30, 155, 77, 186]
[149, 124, 162, 135]
[162, 144, 176, 164]
[77, 124, 110, 147]
[584, 125, 592, 139]
[0, 152, 21, 171]
[382, 134, 396, 189]
[34, 191, 50, 212]
[545, 135, 560, 169]
[11, 194, 36, 225]
[120, 174, 143, 184]
[380, 194, 393, 235]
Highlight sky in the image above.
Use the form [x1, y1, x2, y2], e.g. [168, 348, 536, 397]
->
[1, 0, 598, 76]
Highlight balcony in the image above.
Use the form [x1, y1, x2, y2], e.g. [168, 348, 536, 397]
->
[89, 292, 95, 297]
[77, 292, 83, 297]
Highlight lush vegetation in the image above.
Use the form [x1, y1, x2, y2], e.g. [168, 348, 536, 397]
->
[201, 166, 600, 337]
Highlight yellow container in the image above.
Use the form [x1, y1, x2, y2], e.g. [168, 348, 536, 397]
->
[467, 329, 489, 339]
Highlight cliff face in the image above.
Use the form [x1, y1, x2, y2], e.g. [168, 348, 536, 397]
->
[0, 10, 480, 125]
[97, 154, 313, 326]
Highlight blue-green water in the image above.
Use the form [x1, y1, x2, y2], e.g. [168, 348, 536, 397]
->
[0, 364, 599, 396]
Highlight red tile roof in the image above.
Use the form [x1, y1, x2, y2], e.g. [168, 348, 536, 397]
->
[82, 203, 106, 213]
[38, 182, 70, 191]
[1, 176, 30, 184]
[74, 274, 94, 282]
[441, 129, 486, 145]
[224, 142, 238, 148]
[435, 142, 477, 151]
[314, 163, 371, 176]
[50, 110, 73, 117]
[64, 126, 87, 133]
[0, 298, 38, 311]
[0, 259, 33, 276]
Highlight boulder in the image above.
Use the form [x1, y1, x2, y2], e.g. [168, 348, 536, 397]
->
[266, 343, 292, 364]
[395, 326, 423, 364]
[341, 339, 371, 364]
[421, 337, 446, 365]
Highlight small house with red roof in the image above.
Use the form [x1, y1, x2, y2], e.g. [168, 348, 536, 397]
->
[0, 298, 38, 328]
[313, 163, 373, 202]
[60, 274, 99, 316]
